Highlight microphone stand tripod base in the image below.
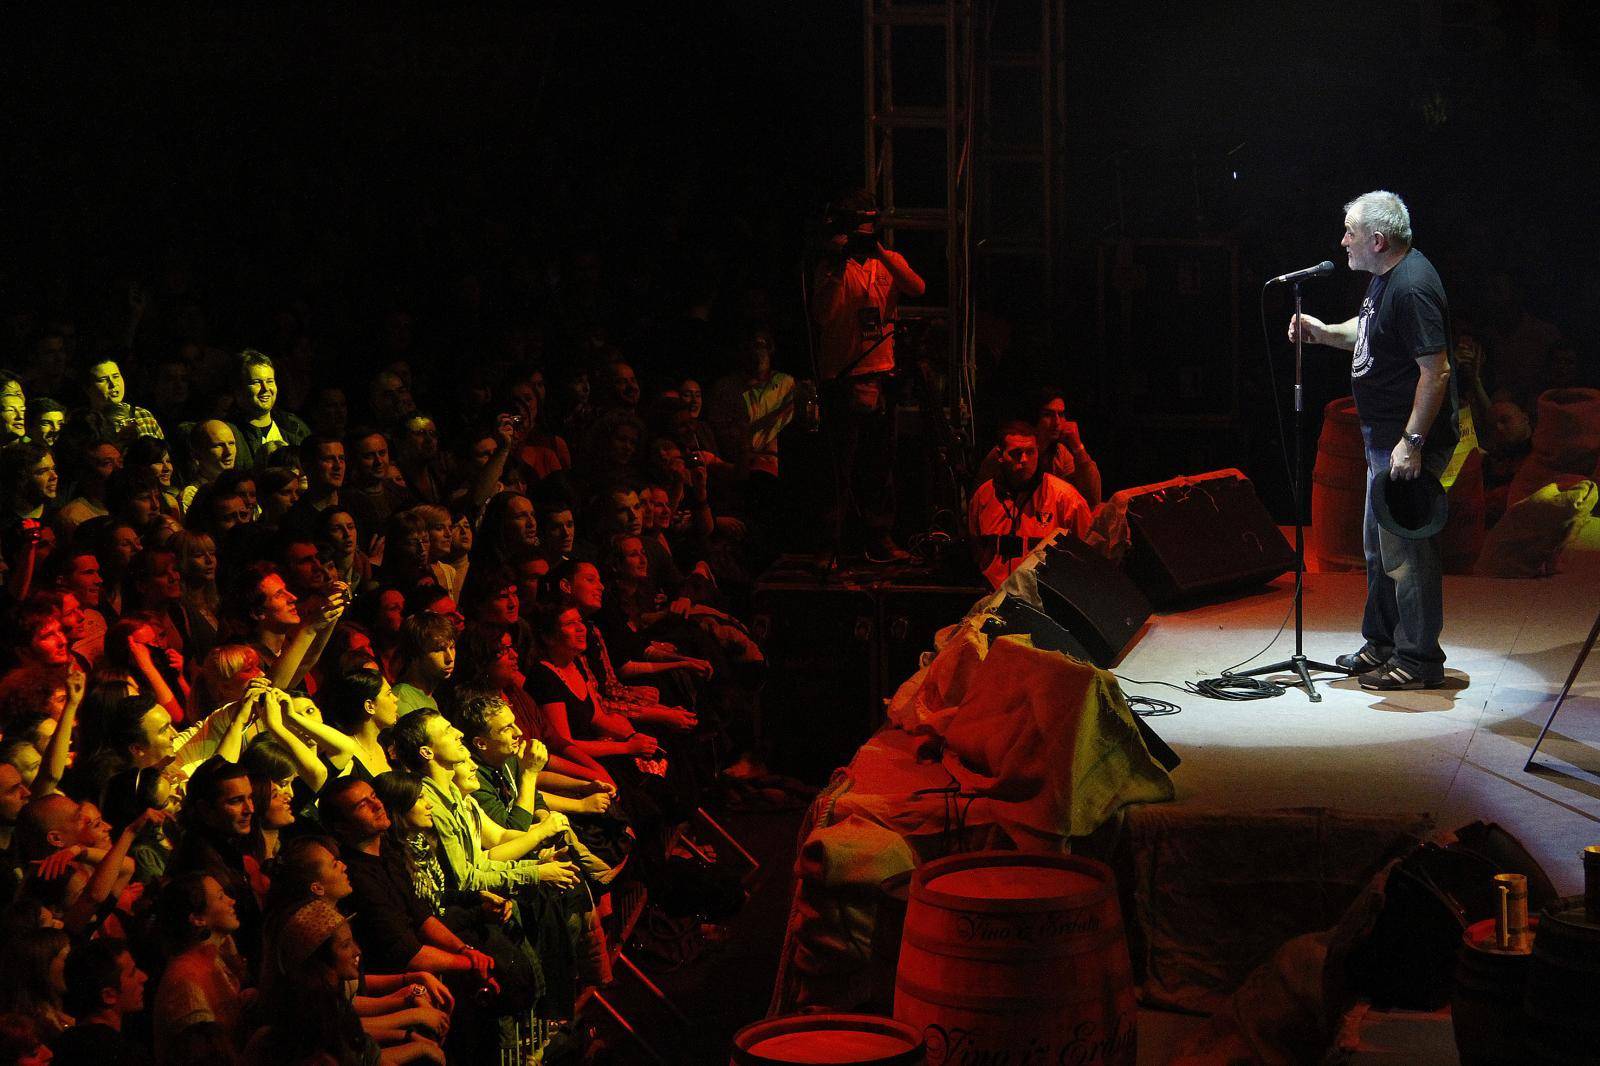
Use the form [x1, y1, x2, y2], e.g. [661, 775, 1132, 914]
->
[1235, 654, 1349, 703]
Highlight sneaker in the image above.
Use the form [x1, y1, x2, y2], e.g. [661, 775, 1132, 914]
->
[1335, 643, 1393, 674]
[1358, 662, 1445, 690]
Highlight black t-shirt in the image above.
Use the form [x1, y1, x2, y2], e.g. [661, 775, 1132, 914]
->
[526, 661, 599, 740]
[51, 1022, 153, 1066]
[343, 845, 431, 971]
[1349, 247, 1460, 452]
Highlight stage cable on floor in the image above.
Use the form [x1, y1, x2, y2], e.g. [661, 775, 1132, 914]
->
[1124, 694, 1182, 717]
[1114, 590, 1298, 702]
[1117, 671, 1289, 702]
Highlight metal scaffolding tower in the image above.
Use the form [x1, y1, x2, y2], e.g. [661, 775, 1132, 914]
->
[864, 0, 1064, 441]
[863, 0, 977, 445]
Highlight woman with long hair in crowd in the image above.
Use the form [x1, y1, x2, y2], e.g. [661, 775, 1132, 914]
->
[0, 928, 73, 1036]
[125, 433, 183, 515]
[254, 465, 304, 531]
[171, 529, 223, 664]
[86, 516, 143, 619]
[93, 615, 189, 722]
[319, 668, 400, 781]
[241, 736, 301, 872]
[121, 546, 189, 659]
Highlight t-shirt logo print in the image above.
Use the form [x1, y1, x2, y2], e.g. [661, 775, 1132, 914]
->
[1351, 294, 1377, 378]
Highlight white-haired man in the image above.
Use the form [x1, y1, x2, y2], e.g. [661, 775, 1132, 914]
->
[1290, 190, 1459, 690]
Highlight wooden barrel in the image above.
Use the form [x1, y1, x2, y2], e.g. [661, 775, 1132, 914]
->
[1312, 396, 1367, 572]
[1451, 917, 1535, 1066]
[731, 1014, 926, 1066]
[1522, 899, 1600, 1064]
[893, 851, 1136, 1066]
[867, 872, 914, 1014]
[1531, 387, 1600, 471]
[1313, 395, 1485, 572]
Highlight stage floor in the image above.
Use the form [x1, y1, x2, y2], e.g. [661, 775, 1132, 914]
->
[1113, 556, 1600, 1064]
[1116, 566, 1600, 896]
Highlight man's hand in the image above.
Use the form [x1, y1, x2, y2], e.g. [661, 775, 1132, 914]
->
[458, 946, 494, 982]
[410, 1004, 450, 1040]
[32, 846, 84, 881]
[478, 891, 513, 924]
[520, 737, 549, 774]
[580, 791, 613, 815]
[410, 972, 454, 1012]
[1058, 419, 1085, 454]
[1389, 439, 1423, 480]
[688, 463, 709, 498]
[1287, 314, 1329, 346]
[536, 859, 582, 889]
[537, 810, 570, 833]
[65, 668, 86, 707]
[405, 1031, 447, 1064]
[498, 410, 531, 451]
[314, 582, 352, 630]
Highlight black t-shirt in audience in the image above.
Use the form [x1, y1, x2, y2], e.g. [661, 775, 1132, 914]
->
[526, 661, 599, 740]
[342, 844, 430, 972]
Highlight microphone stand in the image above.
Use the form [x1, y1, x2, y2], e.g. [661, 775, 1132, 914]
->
[1236, 279, 1345, 701]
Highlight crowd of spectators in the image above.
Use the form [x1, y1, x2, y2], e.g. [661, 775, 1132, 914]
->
[0, 238, 811, 1063]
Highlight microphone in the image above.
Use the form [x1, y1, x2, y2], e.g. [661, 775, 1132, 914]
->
[1268, 261, 1335, 285]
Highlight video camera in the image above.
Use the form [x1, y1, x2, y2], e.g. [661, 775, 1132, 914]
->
[826, 203, 881, 262]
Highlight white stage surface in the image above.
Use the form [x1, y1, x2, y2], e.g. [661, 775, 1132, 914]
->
[1117, 557, 1600, 1064]
[1115, 565, 1600, 897]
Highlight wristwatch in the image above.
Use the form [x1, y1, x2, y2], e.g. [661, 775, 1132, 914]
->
[1402, 432, 1425, 450]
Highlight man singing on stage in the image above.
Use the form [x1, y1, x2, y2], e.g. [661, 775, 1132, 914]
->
[1290, 190, 1459, 690]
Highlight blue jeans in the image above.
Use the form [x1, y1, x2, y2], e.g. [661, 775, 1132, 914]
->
[1361, 425, 1450, 674]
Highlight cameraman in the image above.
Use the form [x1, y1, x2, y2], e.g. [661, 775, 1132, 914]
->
[811, 189, 925, 563]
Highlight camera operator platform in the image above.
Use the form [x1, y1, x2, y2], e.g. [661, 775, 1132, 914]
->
[809, 189, 926, 565]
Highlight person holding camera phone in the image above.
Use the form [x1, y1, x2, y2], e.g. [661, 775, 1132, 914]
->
[811, 188, 925, 564]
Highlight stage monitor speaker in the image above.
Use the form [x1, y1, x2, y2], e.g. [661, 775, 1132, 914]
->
[982, 596, 1179, 772]
[1031, 538, 1152, 668]
[1123, 469, 1295, 606]
[984, 597, 1093, 661]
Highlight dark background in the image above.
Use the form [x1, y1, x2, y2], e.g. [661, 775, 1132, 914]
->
[5, 2, 1598, 516]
